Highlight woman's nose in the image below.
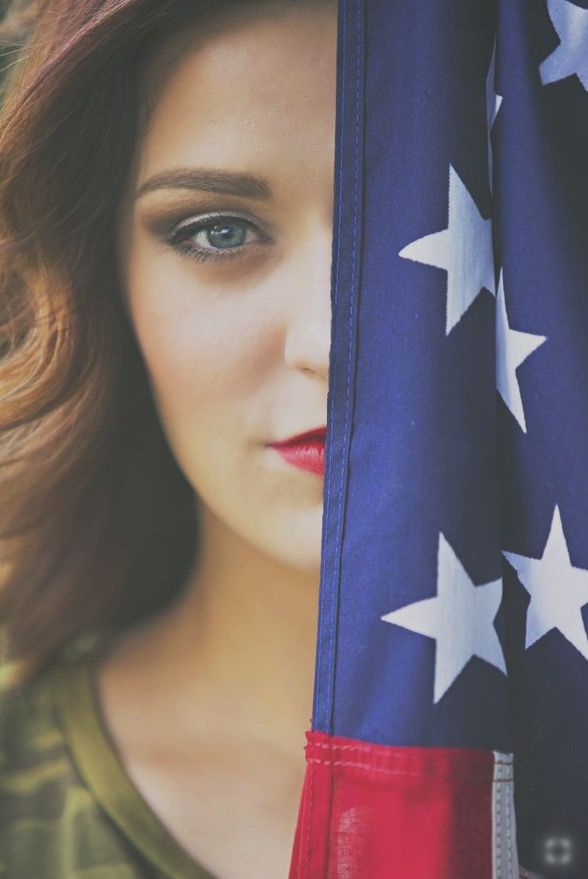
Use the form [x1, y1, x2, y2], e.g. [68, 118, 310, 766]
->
[283, 227, 332, 382]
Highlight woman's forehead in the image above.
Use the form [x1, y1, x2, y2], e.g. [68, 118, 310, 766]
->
[134, 4, 337, 188]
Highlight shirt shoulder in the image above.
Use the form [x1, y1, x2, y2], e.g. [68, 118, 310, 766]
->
[0, 658, 153, 878]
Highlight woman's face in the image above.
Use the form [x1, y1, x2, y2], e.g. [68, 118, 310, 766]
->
[118, 2, 337, 573]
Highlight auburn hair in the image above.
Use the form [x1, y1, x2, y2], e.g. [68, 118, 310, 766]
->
[0, 0, 281, 683]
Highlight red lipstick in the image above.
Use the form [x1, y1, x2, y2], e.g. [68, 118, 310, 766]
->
[269, 426, 327, 476]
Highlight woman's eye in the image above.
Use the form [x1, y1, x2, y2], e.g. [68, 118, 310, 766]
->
[165, 215, 267, 263]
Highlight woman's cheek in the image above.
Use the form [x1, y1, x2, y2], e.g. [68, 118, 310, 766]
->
[128, 259, 253, 403]
[138, 308, 252, 416]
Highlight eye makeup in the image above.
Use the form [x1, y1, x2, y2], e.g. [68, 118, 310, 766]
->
[140, 202, 274, 265]
[164, 213, 270, 264]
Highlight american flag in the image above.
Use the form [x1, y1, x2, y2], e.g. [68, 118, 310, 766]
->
[288, 1, 588, 877]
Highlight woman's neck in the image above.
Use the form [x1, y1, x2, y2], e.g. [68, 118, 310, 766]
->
[99, 502, 320, 760]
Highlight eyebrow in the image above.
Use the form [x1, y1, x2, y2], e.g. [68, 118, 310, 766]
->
[134, 168, 272, 201]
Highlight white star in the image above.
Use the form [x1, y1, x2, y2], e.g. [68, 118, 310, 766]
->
[381, 533, 506, 704]
[486, 41, 503, 192]
[539, 0, 588, 91]
[504, 506, 588, 659]
[399, 165, 495, 336]
[496, 271, 547, 433]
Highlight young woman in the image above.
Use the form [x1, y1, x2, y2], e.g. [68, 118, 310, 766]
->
[0, 1, 336, 876]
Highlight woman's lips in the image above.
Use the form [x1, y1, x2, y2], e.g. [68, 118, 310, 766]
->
[268, 428, 326, 476]
[270, 438, 325, 475]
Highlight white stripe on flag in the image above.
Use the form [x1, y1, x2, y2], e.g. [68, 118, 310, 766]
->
[492, 752, 520, 879]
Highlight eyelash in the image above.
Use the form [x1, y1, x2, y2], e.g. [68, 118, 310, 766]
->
[163, 213, 270, 263]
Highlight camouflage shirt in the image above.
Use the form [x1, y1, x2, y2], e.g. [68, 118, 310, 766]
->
[0, 652, 217, 879]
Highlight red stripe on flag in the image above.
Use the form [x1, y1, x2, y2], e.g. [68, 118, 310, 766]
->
[289, 730, 517, 879]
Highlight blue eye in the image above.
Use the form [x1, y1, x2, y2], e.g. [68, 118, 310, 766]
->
[205, 223, 247, 249]
[166, 214, 266, 263]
